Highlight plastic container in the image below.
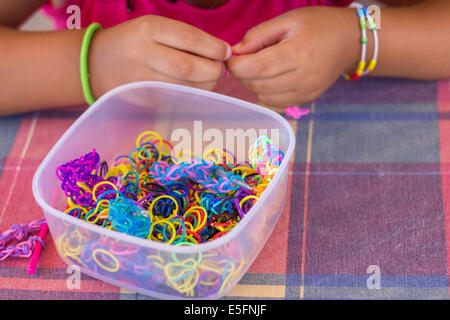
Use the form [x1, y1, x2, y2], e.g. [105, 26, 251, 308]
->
[32, 81, 295, 299]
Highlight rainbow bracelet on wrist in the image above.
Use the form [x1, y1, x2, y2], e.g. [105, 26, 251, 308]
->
[344, 7, 367, 81]
[344, 6, 379, 81]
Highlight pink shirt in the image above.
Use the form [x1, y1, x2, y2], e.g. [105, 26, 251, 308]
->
[43, 0, 352, 45]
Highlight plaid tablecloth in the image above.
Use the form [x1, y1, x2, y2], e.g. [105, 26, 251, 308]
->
[0, 76, 449, 300]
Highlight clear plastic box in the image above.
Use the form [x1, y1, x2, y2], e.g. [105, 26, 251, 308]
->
[32, 82, 295, 299]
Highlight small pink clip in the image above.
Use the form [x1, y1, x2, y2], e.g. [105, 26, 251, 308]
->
[285, 106, 311, 120]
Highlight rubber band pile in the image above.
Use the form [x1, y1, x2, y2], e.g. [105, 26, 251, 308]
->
[56, 131, 284, 245]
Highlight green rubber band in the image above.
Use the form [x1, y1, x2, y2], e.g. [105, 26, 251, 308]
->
[80, 22, 102, 106]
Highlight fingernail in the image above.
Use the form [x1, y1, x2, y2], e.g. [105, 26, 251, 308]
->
[225, 45, 232, 60]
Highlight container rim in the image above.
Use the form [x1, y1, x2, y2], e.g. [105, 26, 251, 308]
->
[32, 81, 296, 254]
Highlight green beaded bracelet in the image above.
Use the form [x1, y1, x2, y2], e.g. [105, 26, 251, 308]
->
[80, 22, 102, 105]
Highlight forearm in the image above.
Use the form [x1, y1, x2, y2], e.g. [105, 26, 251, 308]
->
[0, 27, 85, 115]
[345, 0, 450, 80]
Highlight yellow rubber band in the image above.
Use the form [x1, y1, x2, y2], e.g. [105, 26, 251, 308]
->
[92, 249, 120, 273]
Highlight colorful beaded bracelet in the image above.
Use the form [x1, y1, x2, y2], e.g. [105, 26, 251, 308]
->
[344, 6, 368, 81]
[362, 8, 379, 76]
[344, 5, 379, 81]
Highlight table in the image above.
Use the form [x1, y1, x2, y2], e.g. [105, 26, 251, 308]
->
[0, 76, 449, 299]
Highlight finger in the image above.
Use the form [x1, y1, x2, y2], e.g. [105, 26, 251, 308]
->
[147, 43, 225, 82]
[257, 91, 311, 109]
[227, 42, 296, 80]
[240, 70, 299, 95]
[232, 16, 291, 55]
[152, 17, 231, 61]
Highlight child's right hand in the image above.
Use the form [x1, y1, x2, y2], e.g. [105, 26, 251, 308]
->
[89, 15, 232, 98]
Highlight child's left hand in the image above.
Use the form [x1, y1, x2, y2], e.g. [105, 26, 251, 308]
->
[227, 7, 360, 109]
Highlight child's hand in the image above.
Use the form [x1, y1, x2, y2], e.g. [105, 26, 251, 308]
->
[227, 7, 360, 109]
[89, 15, 231, 98]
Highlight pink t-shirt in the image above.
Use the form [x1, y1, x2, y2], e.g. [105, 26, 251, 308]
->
[43, 0, 352, 45]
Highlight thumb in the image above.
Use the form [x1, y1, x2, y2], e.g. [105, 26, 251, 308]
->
[233, 18, 290, 55]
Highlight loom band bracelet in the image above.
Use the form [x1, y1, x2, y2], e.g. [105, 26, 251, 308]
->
[344, 6, 369, 80]
[80, 22, 102, 105]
